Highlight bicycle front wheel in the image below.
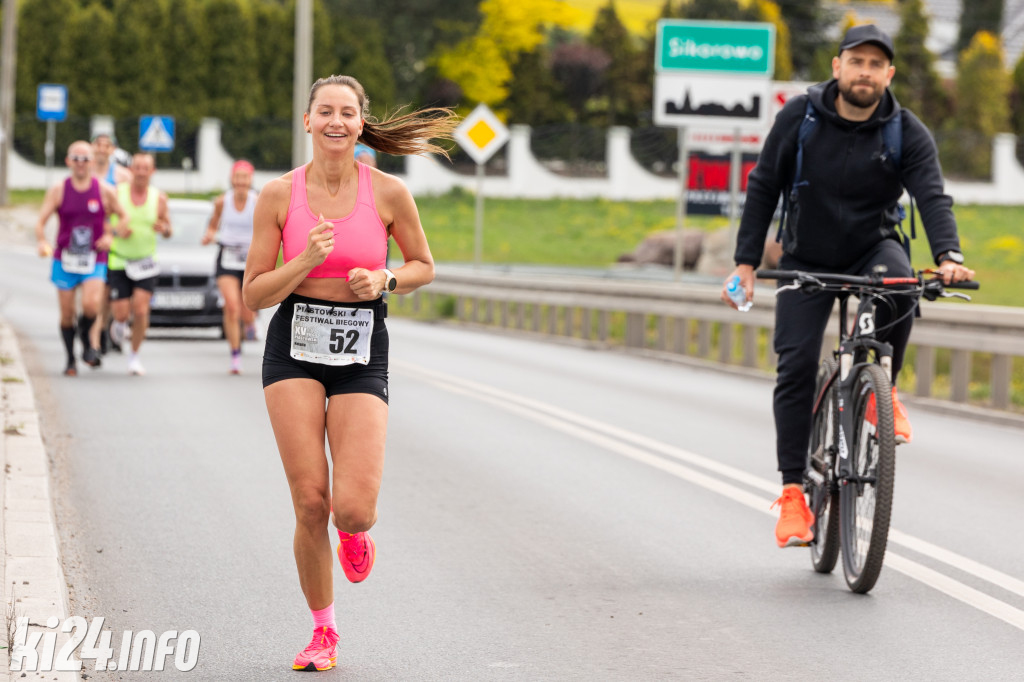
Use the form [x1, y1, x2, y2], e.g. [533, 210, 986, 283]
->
[808, 358, 840, 574]
[839, 364, 896, 593]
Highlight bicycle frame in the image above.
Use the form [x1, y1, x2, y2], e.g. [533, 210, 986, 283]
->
[819, 292, 894, 492]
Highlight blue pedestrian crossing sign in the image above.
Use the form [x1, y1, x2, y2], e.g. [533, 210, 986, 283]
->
[37, 84, 68, 122]
[139, 115, 175, 152]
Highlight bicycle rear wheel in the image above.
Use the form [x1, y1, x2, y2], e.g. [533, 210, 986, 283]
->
[808, 358, 840, 574]
[839, 364, 896, 593]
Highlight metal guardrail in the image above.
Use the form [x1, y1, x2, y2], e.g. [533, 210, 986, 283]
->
[390, 270, 1024, 412]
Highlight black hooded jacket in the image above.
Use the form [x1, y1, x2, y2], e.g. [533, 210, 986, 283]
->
[734, 80, 961, 269]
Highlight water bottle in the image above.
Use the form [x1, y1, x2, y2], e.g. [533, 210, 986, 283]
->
[726, 275, 752, 312]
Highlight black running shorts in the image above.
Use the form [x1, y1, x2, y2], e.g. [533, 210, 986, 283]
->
[107, 268, 157, 300]
[214, 244, 246, 281]
[262, 293, 389, 404]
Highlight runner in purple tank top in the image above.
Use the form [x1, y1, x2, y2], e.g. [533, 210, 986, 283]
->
[34, 140, 126, 376]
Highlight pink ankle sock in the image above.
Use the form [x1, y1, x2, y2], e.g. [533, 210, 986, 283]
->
[311, 603, 336, 631]
[338, 530, 356, 542]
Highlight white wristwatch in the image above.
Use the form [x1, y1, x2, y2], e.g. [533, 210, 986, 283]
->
[382, 268, 397, 292]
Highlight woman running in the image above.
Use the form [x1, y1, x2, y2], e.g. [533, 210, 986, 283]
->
[202, 160, 259, 374]
[241, 75, 457, 672]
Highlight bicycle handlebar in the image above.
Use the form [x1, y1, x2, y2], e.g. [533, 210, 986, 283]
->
[756, 269, 980, 291]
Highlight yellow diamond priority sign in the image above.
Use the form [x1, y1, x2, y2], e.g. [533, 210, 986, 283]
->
[454, 104, 509, 165]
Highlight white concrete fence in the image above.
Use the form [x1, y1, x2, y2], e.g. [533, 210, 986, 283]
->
[8, 118, 1024, 205]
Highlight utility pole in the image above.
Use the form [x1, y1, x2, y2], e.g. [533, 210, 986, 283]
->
[0, 0, 18, 206]
[292, 0, 312, 168]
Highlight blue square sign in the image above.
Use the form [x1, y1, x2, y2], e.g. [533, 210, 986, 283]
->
[37, 84, 68, 122]
[139, 116, 175, 152]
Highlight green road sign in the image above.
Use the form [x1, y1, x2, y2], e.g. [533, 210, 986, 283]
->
[657, 20, 775, 76]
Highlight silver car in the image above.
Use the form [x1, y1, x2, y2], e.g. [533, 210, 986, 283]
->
[148, 198, 223, 328]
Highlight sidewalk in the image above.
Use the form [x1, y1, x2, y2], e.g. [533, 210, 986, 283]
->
[1, 317, 76, 681]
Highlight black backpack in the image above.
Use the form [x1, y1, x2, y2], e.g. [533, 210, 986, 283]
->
[777, 99, 915, 258]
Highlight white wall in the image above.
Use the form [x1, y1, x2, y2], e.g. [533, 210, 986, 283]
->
[9, 119, 1024, 206]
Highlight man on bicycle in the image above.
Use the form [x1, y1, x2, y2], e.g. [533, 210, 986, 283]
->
[720, 25, 974, 548]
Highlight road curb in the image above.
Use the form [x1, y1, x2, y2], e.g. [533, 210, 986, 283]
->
[1, 317, 76, 681]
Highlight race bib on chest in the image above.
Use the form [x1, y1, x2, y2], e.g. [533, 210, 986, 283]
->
[220, 245, 248, 271]
[124, 256, 159, 281]
[290, 303, 374, 366]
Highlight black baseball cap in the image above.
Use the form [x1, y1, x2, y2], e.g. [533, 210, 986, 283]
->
[839, 24, 894, 61]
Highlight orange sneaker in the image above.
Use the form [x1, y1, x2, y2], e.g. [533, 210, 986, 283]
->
[891, 388, 913, 444]
[771, 487, 814, 548]
[865, 387, 913, 444]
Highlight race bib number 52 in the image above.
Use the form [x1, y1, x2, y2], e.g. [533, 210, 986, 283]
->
[290, 303, 374, 366]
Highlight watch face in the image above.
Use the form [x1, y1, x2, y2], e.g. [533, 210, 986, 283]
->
[943, 251, 964, 264]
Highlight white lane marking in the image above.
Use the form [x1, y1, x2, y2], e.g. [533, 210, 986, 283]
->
[885, 555, 1024, 631]
[395, 360, 1024, 631]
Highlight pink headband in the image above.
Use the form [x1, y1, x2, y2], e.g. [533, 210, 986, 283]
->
[232, 160, 254, 174]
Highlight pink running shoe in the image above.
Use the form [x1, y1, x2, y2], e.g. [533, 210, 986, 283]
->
[292, 626, 339, 671]
[337, 532, 375, 583]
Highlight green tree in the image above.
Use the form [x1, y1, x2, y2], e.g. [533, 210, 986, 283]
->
[254, 0, 293, 119]
[312, 0, 340, 85]
[551, 41, 611, 124]
[109, 0, 169, 117]
[323, 13, 396, 112]
[775, 0, 832, 79]
[957, 0, 1003, 53]
[506, 47, 570, 126]
[201, 0, 261, 121]
[15, 0, 79, 117]
[54, 2, 117, 118]
[162, 0, 210, 123]
[588, 1, 645, 126]
[945, 31, 1010, 178]
[1012, 52, 1024, 137]
[329, 0, 481, 103]
[892, 0, 949, 130]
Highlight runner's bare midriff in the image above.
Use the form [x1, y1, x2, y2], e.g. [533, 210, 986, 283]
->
[293, 277, 370, 303]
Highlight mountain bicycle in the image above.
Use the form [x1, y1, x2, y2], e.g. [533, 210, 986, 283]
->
[756, 268, 979, 593]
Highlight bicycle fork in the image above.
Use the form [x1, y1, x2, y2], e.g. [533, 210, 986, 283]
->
[834, 296, 893, 495]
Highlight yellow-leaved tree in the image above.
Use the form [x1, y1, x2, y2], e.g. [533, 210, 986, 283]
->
[944, 30, 1010, 178]
[434, 0, 580, 112]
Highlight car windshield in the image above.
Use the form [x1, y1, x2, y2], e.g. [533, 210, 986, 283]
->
[166, 203, 213, 246]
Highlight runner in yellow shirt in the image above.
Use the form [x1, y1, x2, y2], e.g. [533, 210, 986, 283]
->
[107, 153, 171, 376]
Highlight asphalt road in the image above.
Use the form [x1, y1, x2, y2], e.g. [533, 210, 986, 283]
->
[2, 245, 1023, 681]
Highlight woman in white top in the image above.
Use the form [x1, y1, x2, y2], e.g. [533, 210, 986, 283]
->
[202, 160, 259, 374]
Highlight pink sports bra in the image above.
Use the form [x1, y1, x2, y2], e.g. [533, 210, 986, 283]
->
[282, 162, 388, 279]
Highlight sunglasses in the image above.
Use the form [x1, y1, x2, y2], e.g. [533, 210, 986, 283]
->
[69, 155, 92, 163]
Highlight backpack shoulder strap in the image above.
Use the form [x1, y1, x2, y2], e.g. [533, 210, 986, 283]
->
[881, 110, 902, 169]
[776, 99, 818, 243]
[882, 111, 916, 239]
[792, 99, 818, 192]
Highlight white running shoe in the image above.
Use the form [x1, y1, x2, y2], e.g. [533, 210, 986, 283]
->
[128, 356, 146, 376]
[110, 321, 128, 348]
